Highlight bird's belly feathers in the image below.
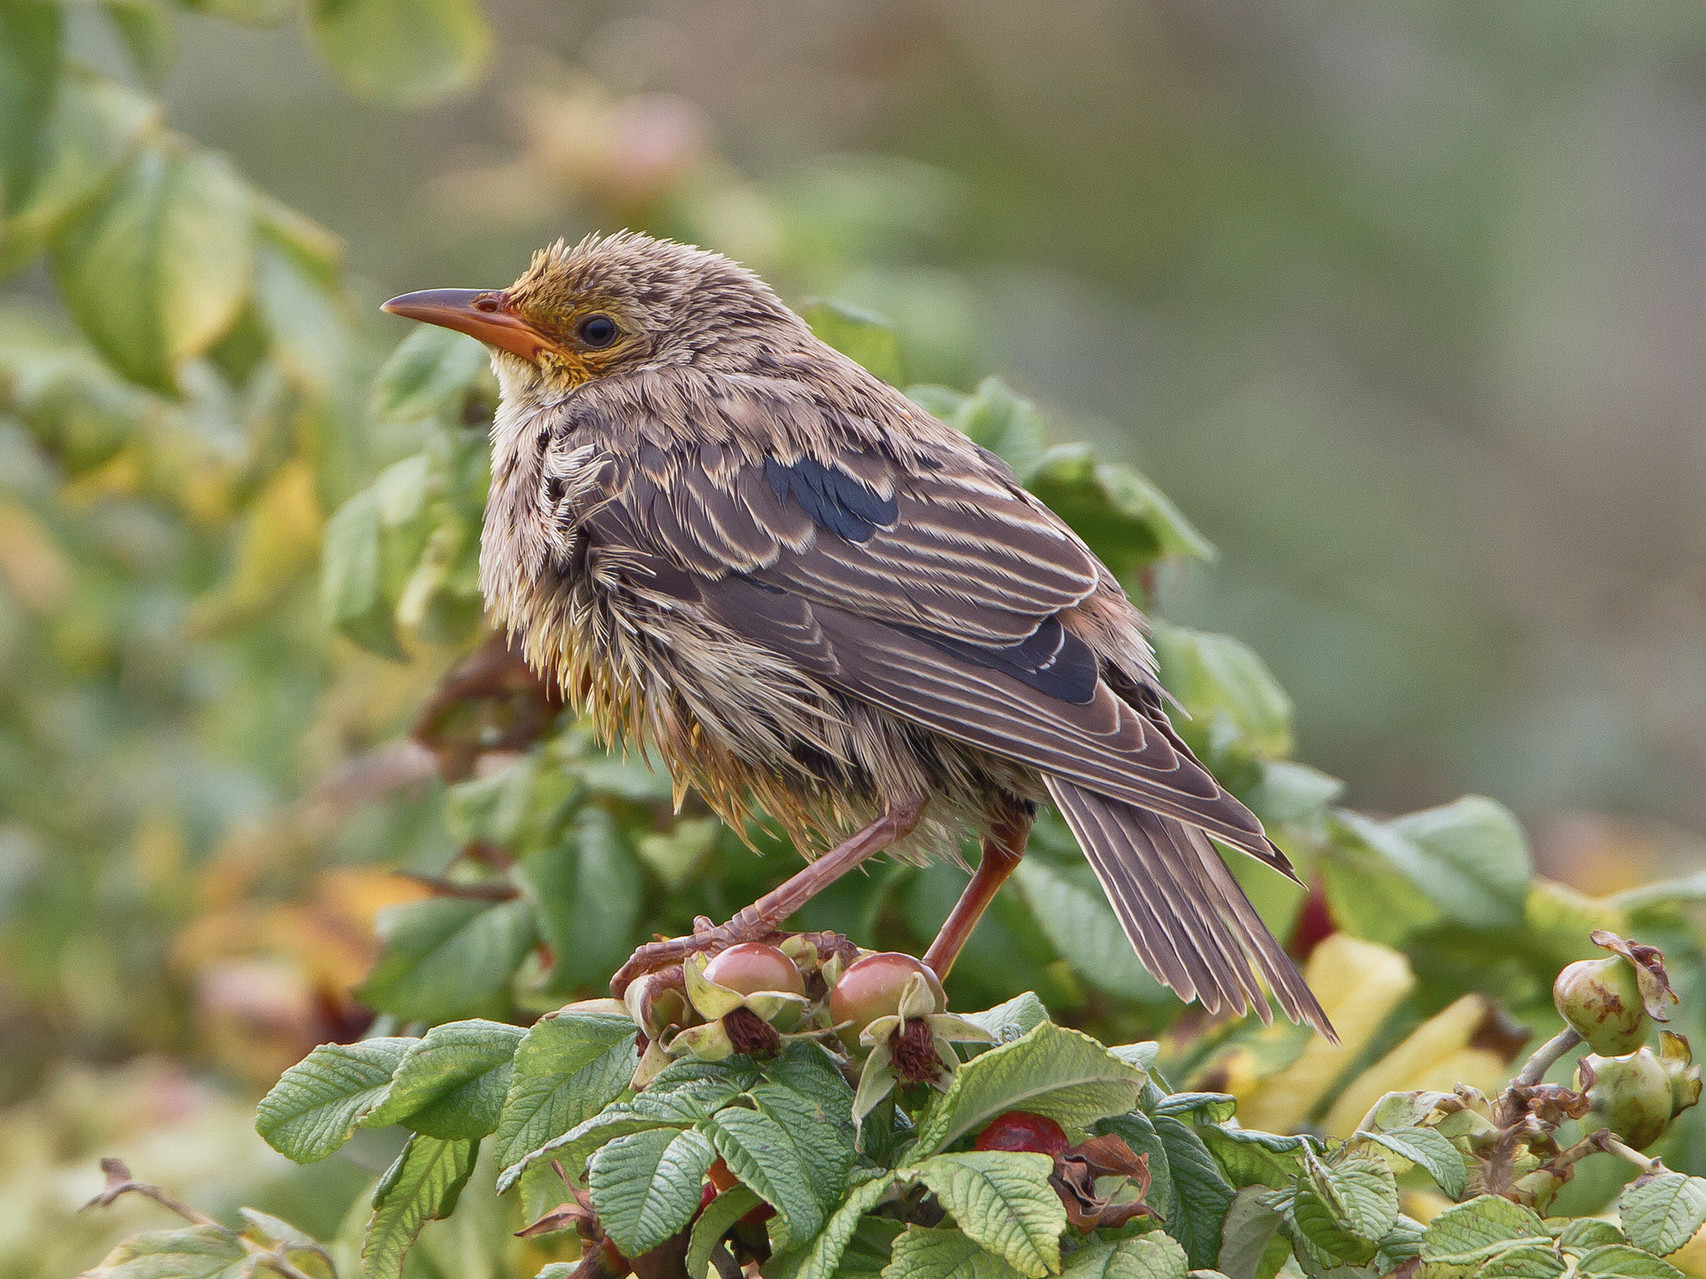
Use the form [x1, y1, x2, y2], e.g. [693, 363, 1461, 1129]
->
[520, 560, 1034, 863]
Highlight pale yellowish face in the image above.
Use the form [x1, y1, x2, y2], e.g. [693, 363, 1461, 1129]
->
[381, 274, 644, 392]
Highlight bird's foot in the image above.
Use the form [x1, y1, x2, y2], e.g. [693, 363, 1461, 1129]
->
[609, 913, 781, 997]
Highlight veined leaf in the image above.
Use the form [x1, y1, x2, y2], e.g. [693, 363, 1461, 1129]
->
[1576, 1246, 1686, 1279]
[1620, 1175, 1706, 1259]
[1013, 858, 1169, 1003]
[82, 1226, 249, 1279]
[1362, 1125, 1468, 1199]
[1153, 1113, 1234, 1269]
[1064, 1232, 1191, 1279]
[911, 1021, 1145, 1156]
[782, 1173, 906, 1279]
[687, 1185, 763, 1278]
[494, 1007, 637, 1179]
[913, 1151, 1065, 1279]
[361, 1019, 524, 1139]
[1421, 1196, 1550, 1264]
[255, 1036, 414, 1162]
[51, 140, 253, 391]
[706, 1104, 825, 1246]
[881, 1225, 1028, 1279]
[587, 1125, 716, 1257]
[362, 1134, 478, 1279]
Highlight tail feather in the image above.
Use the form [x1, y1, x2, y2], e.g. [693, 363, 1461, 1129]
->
[1044, 775, 1335, 1040]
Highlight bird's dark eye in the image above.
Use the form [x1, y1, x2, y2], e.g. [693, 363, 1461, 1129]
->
[577, 313, 619, 349]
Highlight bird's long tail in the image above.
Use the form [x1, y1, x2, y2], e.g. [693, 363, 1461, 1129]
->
[1044, 775, 1335, 1039]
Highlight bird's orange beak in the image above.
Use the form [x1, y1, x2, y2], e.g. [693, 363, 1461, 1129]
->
[381, 289, 554, 362]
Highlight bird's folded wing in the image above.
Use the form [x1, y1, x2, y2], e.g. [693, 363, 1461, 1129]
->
[573, 409, 1279, 866]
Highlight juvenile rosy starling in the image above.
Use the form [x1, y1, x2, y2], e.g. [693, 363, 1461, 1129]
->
[383, 232, 1332, 1035]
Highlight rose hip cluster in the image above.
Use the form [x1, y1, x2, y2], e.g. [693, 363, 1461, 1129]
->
[620, 935, 990, 1113]
[1552, 930, 1700, 1151]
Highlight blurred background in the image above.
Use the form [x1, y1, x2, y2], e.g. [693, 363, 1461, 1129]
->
[4, 1, 1706, 1276]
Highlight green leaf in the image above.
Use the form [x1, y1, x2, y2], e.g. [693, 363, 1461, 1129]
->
[51, 141, 253, 391]
[1362, 1126, 1468, 1199]
[500, 1106, 678, 1195]
[103, 0, 174, 86]
[82, 1226, 250, 1279]
[911, 1021, 1145, 1156]
[255, 1036, 414, 1162]
[1386, 796, 1533, 930]
[1154, 1114, 1235, 1269]
[1029, 445, 1215, 576]
[237, 1210, 334, 1279]
[914, 1151, 1065, 1279]
[1244, 761, 1345, 828]
[357, 897, 536, 1024]
[371, 325, 489, 421]
[361, 1019, 524, 1138]
[0, 2, 61, 218]
[963, 993, 1052, 1048]
[362, 1134, 478, 1279]
[1218, 1188, 1284, 1279]
[1065, 1233, 1192, 1279]
[783, 1174, 904, 1279]
[749, 1046, 858, 1216]
[1290, 1154, 1397, 1267]
[587, 1125, 716, 1257]
[494, 1007, 637, 1179]
[519, 806, 644, 992]
[707, 1104, 826, 1244]
[1153, 624, 1293, 761]
[2, 69, 156, 275]
[309, 0, 493, 105]
[686, 1185, 764, 1276]
[320, 486, 391, 655]
[1421, 1197, 1550, 1264]
[882, 1226, 1028, 1279]
[1620, 1175, 1706, 1259]
[1013, 859, 1169, 1003]
[1576, 1246, 1687, 1279]
[933, 376, 1048, 480]
[803, 298, 905, 386]
[1200, 1124, 1314, 1188]
[1557, 1221, 1627, 1253]
[1476, 1244, 1568, 1279]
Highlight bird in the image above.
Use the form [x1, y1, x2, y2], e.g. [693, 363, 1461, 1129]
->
[382, 231, 1333, 1037]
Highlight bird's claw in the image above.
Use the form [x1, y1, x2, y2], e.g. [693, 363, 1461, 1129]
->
[609, 916, 781, 997]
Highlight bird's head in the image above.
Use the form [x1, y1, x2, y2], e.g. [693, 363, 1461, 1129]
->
[382, 231, 802, 407]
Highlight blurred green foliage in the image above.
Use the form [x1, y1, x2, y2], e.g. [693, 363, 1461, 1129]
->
[2, 3, 1706, 1279]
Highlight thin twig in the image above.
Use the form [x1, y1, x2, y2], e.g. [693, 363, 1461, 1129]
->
[82, 1159, 219, 1227]
[1514, 1027, 1582, 1088]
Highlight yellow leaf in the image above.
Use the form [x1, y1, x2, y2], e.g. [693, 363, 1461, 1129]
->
[1235, 934, 1415, 1131]
[188, 460, 321, 628]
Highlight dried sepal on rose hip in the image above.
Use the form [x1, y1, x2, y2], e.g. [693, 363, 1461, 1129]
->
[833, 953, 991, 1129]
[1554, 931, 1675, 1056]
[972, 1112, 1153, 1232]
[664, 944, 812, 1061]
[1659, 1031, 1702, 1118]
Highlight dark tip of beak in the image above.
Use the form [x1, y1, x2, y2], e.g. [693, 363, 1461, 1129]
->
[380, 288, 552, 362]
[381, 288, 497, 320]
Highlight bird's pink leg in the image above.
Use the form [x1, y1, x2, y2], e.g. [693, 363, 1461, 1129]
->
[922, 801, 1033, 980]
[609, 795, 925, 996]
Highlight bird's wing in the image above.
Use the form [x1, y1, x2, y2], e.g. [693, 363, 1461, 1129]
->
[567, 379, 1283, 864]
